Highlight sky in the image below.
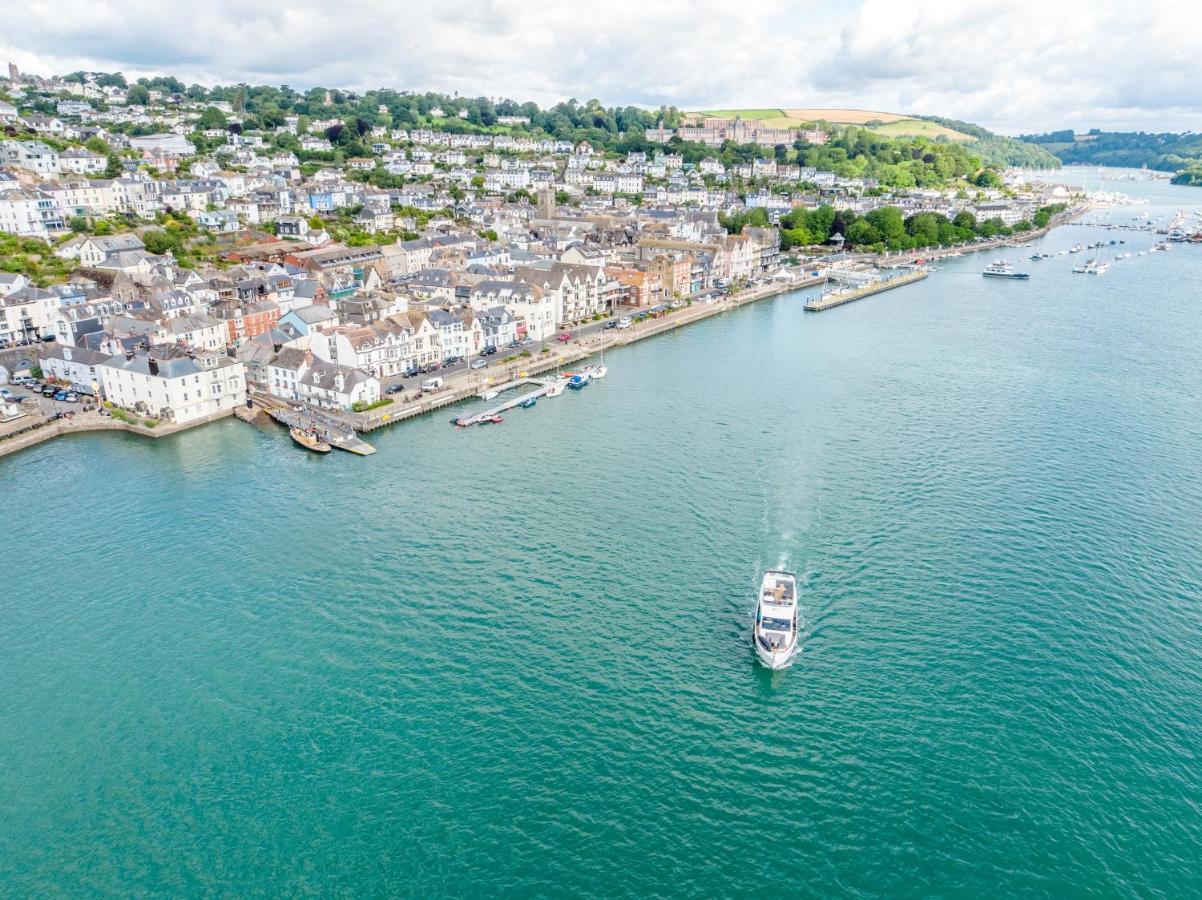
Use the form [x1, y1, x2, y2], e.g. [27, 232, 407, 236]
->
[1, 0, 1199, 134]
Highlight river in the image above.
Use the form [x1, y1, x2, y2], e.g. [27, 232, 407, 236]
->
[2, 168, 1201, 896]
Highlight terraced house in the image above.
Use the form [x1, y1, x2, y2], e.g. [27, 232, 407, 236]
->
[308, 317, 414, 378]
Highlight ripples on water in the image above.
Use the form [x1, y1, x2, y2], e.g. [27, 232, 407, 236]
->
[2, 177, 1202, 896]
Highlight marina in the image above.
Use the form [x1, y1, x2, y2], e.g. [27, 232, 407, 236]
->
[453, 378, 554, 427]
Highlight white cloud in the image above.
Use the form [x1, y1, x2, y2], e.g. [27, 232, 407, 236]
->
[0, 0, 1198, 132]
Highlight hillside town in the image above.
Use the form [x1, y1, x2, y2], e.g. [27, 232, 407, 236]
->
[0, 66, 1076, 434]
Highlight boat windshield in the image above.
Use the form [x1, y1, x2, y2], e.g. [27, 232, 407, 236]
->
[761, 617, 792, 632]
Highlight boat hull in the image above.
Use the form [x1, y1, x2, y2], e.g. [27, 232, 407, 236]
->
[754, 640, 798, 670]
[289, 427, 331, 453]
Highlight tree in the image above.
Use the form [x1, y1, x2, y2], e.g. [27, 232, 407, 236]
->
[974, 168, 1003, 188]
[198, 106, 228, 130]
[863, 206, 906, 245]
[105, 153, 123, 178]
[846, 219, 881, 246]
[84, 136, 109, 154]
[142, 229, 179, 255]
[127, 84, 150, 106]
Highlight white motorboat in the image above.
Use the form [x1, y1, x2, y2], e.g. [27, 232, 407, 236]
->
[753, 570, 800, 669]
[546, 378, 566, 397]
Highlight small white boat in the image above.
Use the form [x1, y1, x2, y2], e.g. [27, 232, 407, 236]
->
[546, 378, 566, 397]
[753, 570, 800, 669]
[591, 365, 608, 379]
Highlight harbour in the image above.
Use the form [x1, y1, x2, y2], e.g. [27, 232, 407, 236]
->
[4, 171, 1202, 896]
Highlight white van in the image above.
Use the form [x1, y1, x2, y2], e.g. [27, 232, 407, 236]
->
[421, 376, 445, 392]
[616, 316, 633, 329]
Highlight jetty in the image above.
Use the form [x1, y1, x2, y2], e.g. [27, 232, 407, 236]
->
[455, 379, 552, 427]
[265, 404, 376, 455]
[804, 268, 929, 312]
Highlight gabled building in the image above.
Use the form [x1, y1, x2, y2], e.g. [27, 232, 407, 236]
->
[100, 348, 246, 424]
[308, 317, 414, 378]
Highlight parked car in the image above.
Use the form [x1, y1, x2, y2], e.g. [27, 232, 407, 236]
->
[53, 390, 69, 401]
[469, 358, 488, 370]
[616, 316, 633, 329]
[480, 345, 497, 356]
[557, 332, 572, 342]
[421, 376, 445, 392]
[444, 355, 464, 366]
[41, 385, 58, 397]
[386, 383, 405, 394]
[64, 391, 80, 403]
[516, 338, 534, 347]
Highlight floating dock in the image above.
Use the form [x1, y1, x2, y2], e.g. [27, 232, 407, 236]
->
[456, 379, 552, 427]
[804, 269, 929, 312]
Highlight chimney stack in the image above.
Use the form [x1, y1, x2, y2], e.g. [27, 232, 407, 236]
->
[148, 357, 159, 376]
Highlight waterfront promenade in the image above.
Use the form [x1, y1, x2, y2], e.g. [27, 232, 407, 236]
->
[344, 273, 829, 432]
[0, 208, 1090, 458]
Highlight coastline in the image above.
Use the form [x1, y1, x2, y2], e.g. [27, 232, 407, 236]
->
[0, 206, 1090, 459]
[0, 407, 234, 461]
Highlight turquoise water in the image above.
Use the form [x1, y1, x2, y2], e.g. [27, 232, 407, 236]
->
[3, 172, 1202, 896]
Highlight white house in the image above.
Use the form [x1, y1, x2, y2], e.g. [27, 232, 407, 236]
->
[38, 344, 112, 394]
[423, 307, 482, 360]
[0, 286, 60, 343]
[0, 140, 60, 176]
[266, 347, 379, 410]
[58, 147, 107, 175]
[100, 350, 246, 424]
[0, 189, 48, 238]
[308, 319, 414, 378]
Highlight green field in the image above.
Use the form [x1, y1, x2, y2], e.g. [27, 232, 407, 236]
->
[868, 119, 973, 141]
[696, 108, 787, 121]
[692, 108, 977, 141]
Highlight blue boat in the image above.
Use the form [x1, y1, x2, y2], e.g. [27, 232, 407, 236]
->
[520, 398, 537, 409]
[567, 374, 589, 390]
